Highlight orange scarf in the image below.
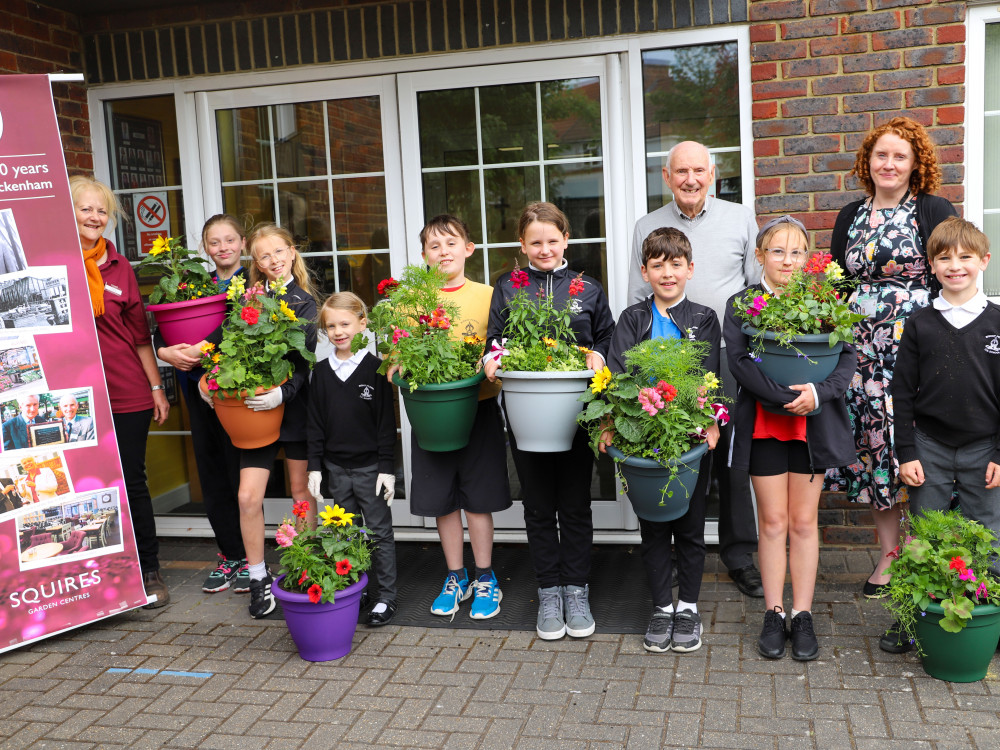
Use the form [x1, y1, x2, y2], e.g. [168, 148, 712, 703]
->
[82, 237, 106, 318]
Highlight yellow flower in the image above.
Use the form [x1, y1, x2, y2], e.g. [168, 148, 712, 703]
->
[464, 335, 483, 346]
[319, 504, 355, 527]
[200, 342, 215, 354]
[703, 372, 720, 390]
[212, 353, 220, 363]
[826, 261, 845, 281]
[271, 314, 278, 321]
[149, 235, 169, 256]
[542, 337, 557, 348]
[279, 300, 298, 321]
[762, 293, 771, 301]
[590, 366, 612, 394]
[227, 275, 246, 302]
[577, 345, 592, 354]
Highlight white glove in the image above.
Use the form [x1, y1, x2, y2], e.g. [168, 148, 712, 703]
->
[244, 387, 283, 411]
[376, 473, 395, 507]
[307, 471, 323, 503]
[199, 381, 215, 409]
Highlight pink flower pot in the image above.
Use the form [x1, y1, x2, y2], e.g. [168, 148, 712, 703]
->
[147, 293, 228, 347]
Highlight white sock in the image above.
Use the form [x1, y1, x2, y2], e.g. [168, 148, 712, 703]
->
[248, 561, 267, 581]
[370, 602, 388, 614]
[792, 609, 808, 619]
[657, 604, 674, 614]
[677, 601, 698, 614]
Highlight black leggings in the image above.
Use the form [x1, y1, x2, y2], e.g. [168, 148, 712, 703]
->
[112, 409, 158, 574]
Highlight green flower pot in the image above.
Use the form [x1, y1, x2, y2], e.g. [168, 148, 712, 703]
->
[606, 442, 709, 522]
[914, 601, 1000, 682]
[393, 371, 485, 452]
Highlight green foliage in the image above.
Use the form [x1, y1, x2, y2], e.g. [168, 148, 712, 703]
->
[136, 235, 220, 304]
[884, 510, 1000, 653]
[366, 265, 483, 389]
[500, 269, 589, 372]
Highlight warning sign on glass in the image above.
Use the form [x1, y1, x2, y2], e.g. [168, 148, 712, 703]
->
[133, 192, 170, 254]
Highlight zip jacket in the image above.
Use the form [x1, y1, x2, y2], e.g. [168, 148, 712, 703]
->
[608, 295, 720, 376]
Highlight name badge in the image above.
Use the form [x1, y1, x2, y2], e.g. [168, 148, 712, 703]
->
[104, 283, 123, 296]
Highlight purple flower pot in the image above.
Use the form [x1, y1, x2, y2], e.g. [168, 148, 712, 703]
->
[271, 572, 368, 662]
[147, 293, 228, 348]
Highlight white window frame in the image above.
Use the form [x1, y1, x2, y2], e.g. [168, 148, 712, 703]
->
[968, 4, 998, 298]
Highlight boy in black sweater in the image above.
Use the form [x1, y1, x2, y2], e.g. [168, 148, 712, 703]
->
[894, 216, 1000, 563]
[605, 227, 721, 654]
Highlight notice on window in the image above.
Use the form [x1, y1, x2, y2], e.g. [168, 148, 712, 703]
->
[0, 75, 148, 653]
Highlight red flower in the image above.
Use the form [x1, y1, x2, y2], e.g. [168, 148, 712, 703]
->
[655, 381, 678, 402]
[298, 570, 309, 585]
[510, 269, 530, 289]
[307, 584, 323, 604]
[949, 556, 967, 573]
[568, 274, 585, 297]
[377, 277, 399, 295]
[804, 252, 832, 275]
[335, 559, 352, 575]
[241, 306, 260, 325]
[292, 500, 310, 518]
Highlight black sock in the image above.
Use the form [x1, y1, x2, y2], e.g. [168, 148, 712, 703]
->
[475, 566, 493, 581]
[449, 568, 466, 581]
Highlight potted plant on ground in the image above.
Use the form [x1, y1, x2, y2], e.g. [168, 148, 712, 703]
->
[271, 499, 373, 661]
[494, 264, 594, 452]
[732, 253, 864, 413]
[368, 266, 486, 452]
[577, 338, 728, 521]
[197, 274, 315, 449]
[883, 509, 1000, 682]
[139, 234, 227, 346]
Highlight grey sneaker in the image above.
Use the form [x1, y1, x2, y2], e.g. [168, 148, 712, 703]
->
[642, 610, 673, 653]
[536, 586, 566, 640]
[669, 610, 703, 653]
[563, 584, 596, 638]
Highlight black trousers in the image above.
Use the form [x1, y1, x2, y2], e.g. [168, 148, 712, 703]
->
[180, 372, 245, 560]
[717, 348, 759, 570]
[509, 422, 594, 588]
[112, 409, 159, 574]
[639, 452, 711, 607]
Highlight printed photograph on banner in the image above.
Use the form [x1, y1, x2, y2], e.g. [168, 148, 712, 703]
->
[0, 210, 29, 275]
[0, 335, 46, 400]
[15, 487, 124, 571]
[0, 387, 96, 453]
[0, 266, 70, 335]
[0, 450, 73, 514]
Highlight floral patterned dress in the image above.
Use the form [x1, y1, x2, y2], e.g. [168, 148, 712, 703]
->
[824, 196, 929, 510]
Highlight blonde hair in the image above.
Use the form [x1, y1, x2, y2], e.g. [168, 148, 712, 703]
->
[755, 221, 808, 255]
[247, 223, 315, 296]
[318, 292, 368, 333]
[517, 201, 570, 239]
[69, 176, 121, 231]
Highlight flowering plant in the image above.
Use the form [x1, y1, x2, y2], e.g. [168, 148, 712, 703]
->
[368, 265, 484, 389]
[274, 500, 373, 603]
[199, 274, 315, 397]
[137, 235, 220, 304]
[577, 338, 728, 474]
[495, 263, 589, 372]
[732, 252, 864, 360]
[883, 510, 1000, 652]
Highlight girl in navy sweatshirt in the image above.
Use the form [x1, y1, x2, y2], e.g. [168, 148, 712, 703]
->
[723, 216, 856, 662]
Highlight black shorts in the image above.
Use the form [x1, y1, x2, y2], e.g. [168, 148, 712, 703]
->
[409, 398, 513, 517]
[748, 438, 816, 476]
[240, 439, 307, 471]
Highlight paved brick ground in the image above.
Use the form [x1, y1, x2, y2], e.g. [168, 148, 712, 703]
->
[1, 540, 998, 749]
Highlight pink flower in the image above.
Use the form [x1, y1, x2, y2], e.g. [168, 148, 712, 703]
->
[510, 269, 530, 289]
[638, 387, 665, 416]
[568, 275, 585, 296]
[418, 314, 431, 324]
[206, 378, 219, 391]
[977, 582, 989, 599]
[712, 403, 730, 426]
[752, 295, 767, 311]
[959, 568, 977, 582]
[391, 327, 411, 345]
[275, 523, 297, 547]
[697, 396, 708, 408]
[747, 306, 761, 318]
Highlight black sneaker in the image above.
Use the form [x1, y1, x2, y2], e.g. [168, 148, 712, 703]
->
[757, 607, 788, 659]
[878, 621, 913, 653]
[248, 573, 276, 619]
[642, 610, 673, 653]
[669, 610, 703, 653]
[789, 611, 819, 661]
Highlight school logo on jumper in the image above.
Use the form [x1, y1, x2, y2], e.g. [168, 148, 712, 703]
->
[985, 335, 1000, 355]
[568, 299, 583, 315]
[358, 384, 374, 400]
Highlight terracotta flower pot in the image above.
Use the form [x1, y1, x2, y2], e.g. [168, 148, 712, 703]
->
[148, 293, 228, 348]
[199, 374, 285, 449]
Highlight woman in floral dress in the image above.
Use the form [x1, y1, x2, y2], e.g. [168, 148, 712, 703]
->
[826, 117, 955, 597]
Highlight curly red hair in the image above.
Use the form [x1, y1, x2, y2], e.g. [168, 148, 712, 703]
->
[851, 116, 941, 196]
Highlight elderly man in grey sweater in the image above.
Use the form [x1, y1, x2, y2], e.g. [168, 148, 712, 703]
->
[627, 140, 764, 598]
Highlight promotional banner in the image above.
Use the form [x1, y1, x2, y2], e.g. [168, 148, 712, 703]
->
[0, 75, 148, 652]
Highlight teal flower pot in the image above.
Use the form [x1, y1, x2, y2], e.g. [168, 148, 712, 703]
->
[393, 371, 485, 452]
[913, 601, 1000, 682]
[607, 442, 709, 522]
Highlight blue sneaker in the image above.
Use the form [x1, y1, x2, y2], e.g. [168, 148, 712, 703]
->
[430, 570, 472, 616]
[469, 571, 502, 620]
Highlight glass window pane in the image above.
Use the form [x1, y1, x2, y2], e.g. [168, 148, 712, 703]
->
[276, 179, 331, 250]
[418, 89, 478, 168]
[223, 184, 275, 226]
[421, 171, 483, 244]
[273, 102, 328, 179]
[338, 252, 392, 310]
[987, 23, 1000, 111]
[480, 83, 539, 164]
[567, 241, 607, 293]
[106, 95, 181, 187]
[484, 245, 524, 287]
[713, 151, 743, 205]
[484, 166, 541, 245]
[984, 214, 1000, 296]
[546, 163, 604, 240]
[541, 78, 602, 160]
[328, 96, 385, 174]
[985, 116, 1000, 209]
[303, 253, 336, 299]
[216, 106, 273, 182]
[333, 177, 389, 251]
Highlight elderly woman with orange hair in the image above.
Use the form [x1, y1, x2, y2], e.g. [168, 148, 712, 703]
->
[825, 117, 956, 614]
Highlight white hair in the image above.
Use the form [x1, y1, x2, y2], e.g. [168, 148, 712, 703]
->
[665, 141, 712, 175]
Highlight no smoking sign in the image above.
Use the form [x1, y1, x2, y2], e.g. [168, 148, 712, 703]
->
[133, 191, 170, 253]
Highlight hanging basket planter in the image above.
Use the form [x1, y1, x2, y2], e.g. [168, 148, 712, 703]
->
[199, 374, 285, 449]
[607, 442, 709, 522]
[271, 572, 368, 662]
[392, 371, 485, 452]
[148, 293, 228, 348]
[498, 369, 593, 452]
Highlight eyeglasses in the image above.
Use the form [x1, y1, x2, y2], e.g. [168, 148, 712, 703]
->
[765, 248, 806, 261]
[256, 246, 291, 265]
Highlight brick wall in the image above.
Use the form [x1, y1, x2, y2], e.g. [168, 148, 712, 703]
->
[0, 1, 91, 174]
[749, 0, 967, 546]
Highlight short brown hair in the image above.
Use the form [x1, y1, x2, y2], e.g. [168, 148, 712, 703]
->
[642, 227, 692, 265]
[851, 116, 941, 196]
[517, 202, 570, 239]
[926, 216, 990, 263]
[419, 215, 472, 247]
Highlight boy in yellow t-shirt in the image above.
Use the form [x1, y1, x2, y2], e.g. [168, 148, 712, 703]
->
[411, 215, 512, 619]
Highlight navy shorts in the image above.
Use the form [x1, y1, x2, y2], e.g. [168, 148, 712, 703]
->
[240, 439, 307, 470]
[748, 438, 816, 476]
[409, 398, 513, 517]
